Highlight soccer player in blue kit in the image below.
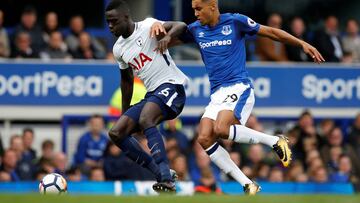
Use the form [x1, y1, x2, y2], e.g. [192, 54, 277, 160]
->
[151, 0, 325, 195]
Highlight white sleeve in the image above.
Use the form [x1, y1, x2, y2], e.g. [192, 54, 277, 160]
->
[144, 17, 164, 25]
[117, 58, 128, 70]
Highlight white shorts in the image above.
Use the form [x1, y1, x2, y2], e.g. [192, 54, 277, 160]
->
[202, 83, 255, 125]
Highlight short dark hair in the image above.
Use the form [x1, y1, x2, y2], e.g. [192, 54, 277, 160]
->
[23, 5, 37, 15]
[23, 127, 34, 135]
[105, 0, 130, 13]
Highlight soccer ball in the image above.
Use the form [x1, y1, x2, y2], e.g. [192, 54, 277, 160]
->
[39, 173, 67, 194]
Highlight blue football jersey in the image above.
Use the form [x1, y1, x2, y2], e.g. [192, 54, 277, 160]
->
[185, 13, 260, 93]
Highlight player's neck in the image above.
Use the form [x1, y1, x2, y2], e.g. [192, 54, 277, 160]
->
[208, 10, 220, 27]
[123, 21, 135, 39]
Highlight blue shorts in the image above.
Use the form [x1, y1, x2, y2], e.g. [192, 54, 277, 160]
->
[124, 83, 186, 123]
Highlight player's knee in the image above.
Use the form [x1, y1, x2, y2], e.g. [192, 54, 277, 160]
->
[197, 134, 213, 149]
[213, 124, 229, 139]
[108, 128, 125, 143]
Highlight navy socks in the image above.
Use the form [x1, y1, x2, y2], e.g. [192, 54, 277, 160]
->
[144, 126, 172, 182]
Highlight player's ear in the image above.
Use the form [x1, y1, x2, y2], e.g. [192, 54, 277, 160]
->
[210, 0, 217, 10]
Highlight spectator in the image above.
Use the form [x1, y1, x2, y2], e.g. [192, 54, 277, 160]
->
[320, 127, 360, 177]
[256, 13, 288, 61]
[0, 133, 3, 157]
[0, 10, 10, 58]
[0, 171, 11, 182]
[268, 167, 284, 182]
[160, 118, 190, 154]
[89, 167, 105, 181]
[40, 31, 72, 59]
[319, 119, 335, 139]
[74, 114, 108, 171]
[9, 135, 24, 159]
[243, 144, 265, 175]
[349, 113, 360, 157]
[10, 31, 38, 58]
[53, 152, 68, 176]
[72, 32, 103, 59]
[42, 12, 59, 44]
[294, 173, 309, 183]
[330, 154, 359, 183]
[10, 131, 36, 180]
[171, 154, 190, 181]
[39, 140, 54, 160]
[254, 162, 270, 182]
[22, 128, 36, 161]
[286, 160, 305, 181]
[342, 19, 360, 63]
[0, 150, 20, 181]
[292, 111, 322, 162]
[65, 15, 105, 58]
[313, 16, 343, 62]
[66, 166, 84, 182]
[286, 17, 310, 62]
[311, 167, 329, 183]
[37, 158, 55, 174]
[327, 146, 343, 173]
[165, 136, 182, 163]
[35, 169, 47, 181]
[12, 6, 45, 53]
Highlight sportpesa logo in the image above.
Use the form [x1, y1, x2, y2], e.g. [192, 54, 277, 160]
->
[199, 40, 232, 49]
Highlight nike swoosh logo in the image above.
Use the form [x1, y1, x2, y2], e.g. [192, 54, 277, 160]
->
[283, 146, 288, 162]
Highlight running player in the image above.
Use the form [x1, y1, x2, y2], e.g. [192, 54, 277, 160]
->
[151, 0, 325, 195]
[105, 0, 188, 192]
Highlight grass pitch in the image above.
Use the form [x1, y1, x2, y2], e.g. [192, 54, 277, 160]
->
[0, 194, 359, 203]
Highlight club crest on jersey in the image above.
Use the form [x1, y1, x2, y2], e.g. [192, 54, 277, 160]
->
[198, 32, 205, 38]
[247, 18, 257, 27]
[136, 37, 144, 47]
[221, 25, 232, 36]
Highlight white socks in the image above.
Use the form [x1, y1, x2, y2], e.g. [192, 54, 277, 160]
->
[228, 124, 279, 147]
[206, 143, 252, 186]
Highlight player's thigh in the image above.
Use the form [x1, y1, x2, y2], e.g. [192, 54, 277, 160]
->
[138, 101, 165, 128]
[197, 118, 217, 149]
[109, 101, 145, 139]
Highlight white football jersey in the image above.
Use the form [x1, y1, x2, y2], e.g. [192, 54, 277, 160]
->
[113, 18, 188, 92]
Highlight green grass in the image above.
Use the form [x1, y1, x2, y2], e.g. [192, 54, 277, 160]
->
[0, 194, 359, 203]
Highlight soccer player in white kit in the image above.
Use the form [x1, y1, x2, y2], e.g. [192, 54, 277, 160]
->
[105, 0, 188, 192]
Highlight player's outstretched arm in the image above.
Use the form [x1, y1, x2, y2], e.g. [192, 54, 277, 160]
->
[120, 68, 134, 113]
[151, 21, 187, 54]
[257, 25, 325, 63]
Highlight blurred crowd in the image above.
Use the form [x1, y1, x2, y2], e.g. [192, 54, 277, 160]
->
[0, 7, 108, 61]
[1, 111, 360, 194]
[0, 6, 360, 63]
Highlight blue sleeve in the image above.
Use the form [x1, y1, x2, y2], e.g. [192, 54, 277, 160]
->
[233, 13, 260, 36]
[74, 135, 87, 164]
[179, 25, 195, 43]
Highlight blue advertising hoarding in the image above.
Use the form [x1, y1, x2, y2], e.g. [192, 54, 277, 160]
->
[0, 62, 359, 108]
